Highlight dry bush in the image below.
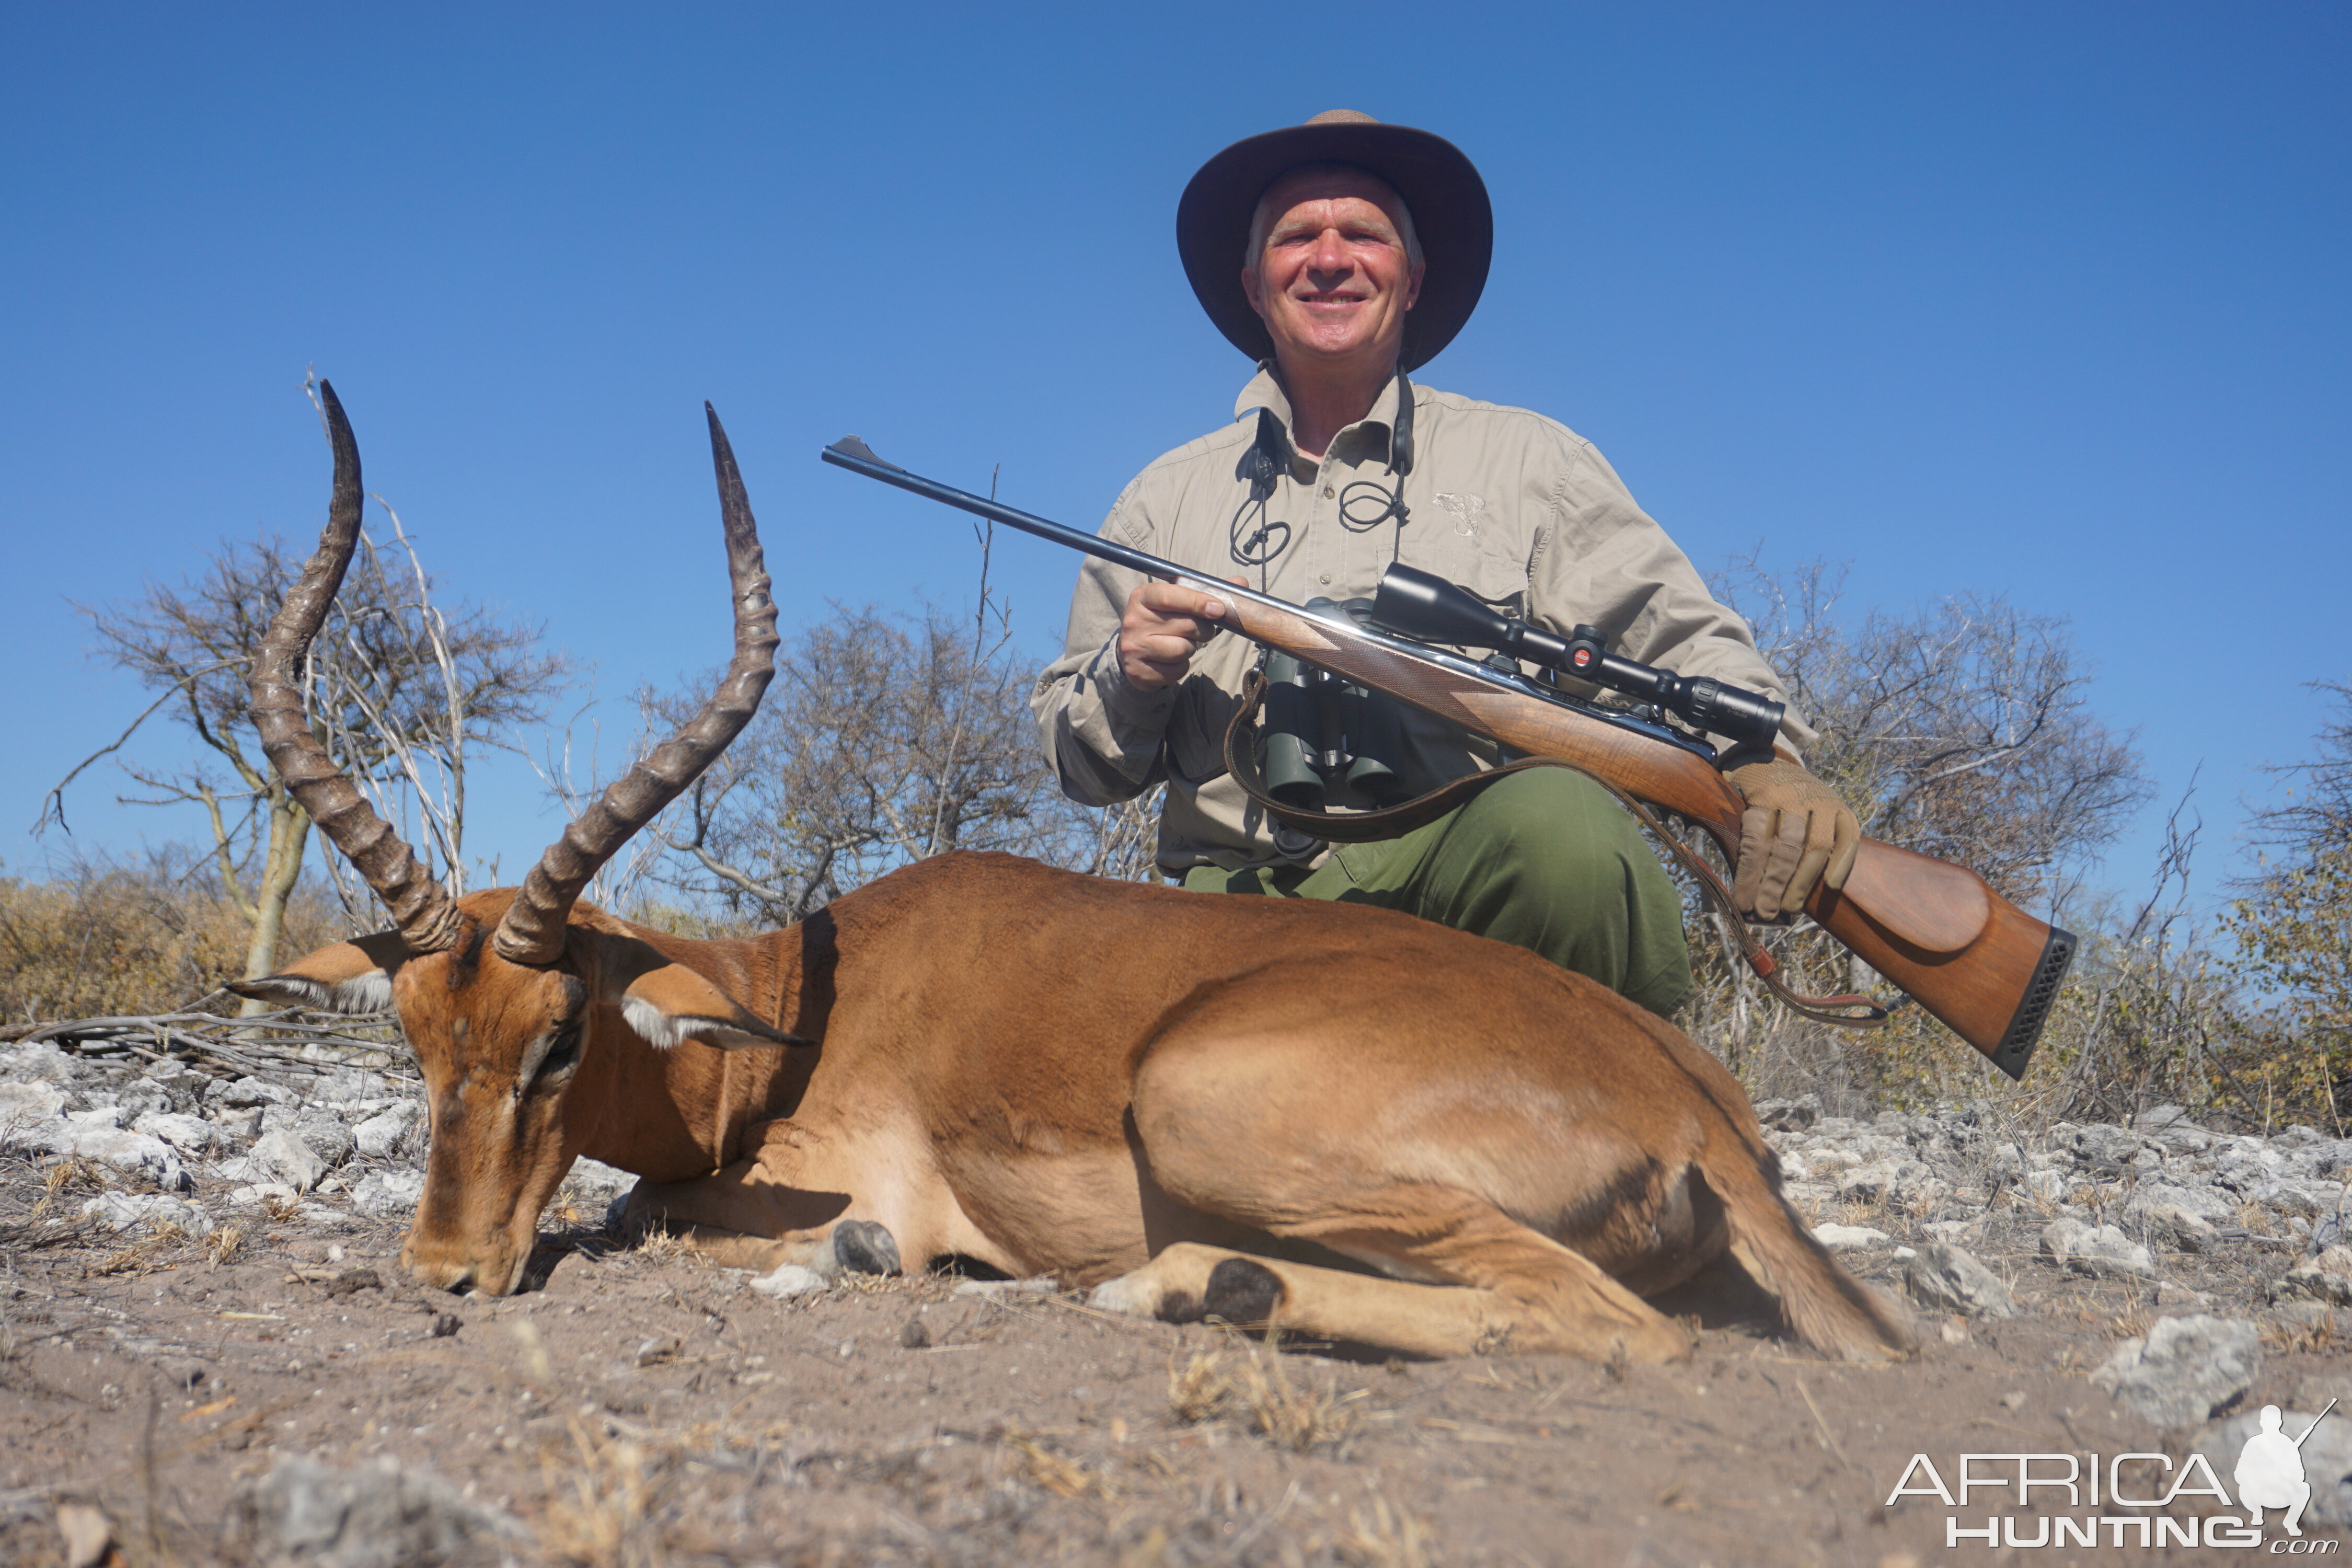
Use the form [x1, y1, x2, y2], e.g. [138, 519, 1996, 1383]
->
[1338, 1493, 1439, 1568]
[0, 848, 345, 1025]
[540, 1423, 664, 1568]
[1004, 1427, 1116, 1500]
[56, 417, 572, 986]
[1677, 561, 2209, 1119]
[633, 603, 1160, 925]
[1168, 1338, 1362, 1452]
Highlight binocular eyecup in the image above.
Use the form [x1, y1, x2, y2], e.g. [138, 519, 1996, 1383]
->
[1368, 564, 1785, 752]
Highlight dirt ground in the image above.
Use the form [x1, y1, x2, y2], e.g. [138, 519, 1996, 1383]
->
[2, 1153, 2345, 1567]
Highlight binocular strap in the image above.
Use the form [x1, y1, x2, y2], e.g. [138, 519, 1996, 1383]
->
[1219, 672, 1889, 1030]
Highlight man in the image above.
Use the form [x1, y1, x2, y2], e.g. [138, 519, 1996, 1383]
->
[1033, 111, 1858, 1018]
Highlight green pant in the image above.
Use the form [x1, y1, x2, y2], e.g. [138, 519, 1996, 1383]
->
[1182, 769, 1694, 1018]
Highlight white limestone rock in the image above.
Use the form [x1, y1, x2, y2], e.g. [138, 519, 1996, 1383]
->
[2273, 1246, 2352, 1308]
[1903, 1241, 2017, 1318]
[2041, 1217, 2155, 1281]
[2089, 1314, 2261, 1428]
[748, 1263, 826, 1300]
[352, 1101, 421, 1160]
[248, 1128, 327, 1193]
[82, 1192, 213, 1237]
[350, 1169, 425, 1218]
[59, 1126, 189, 1190]
[0, 1079, 68, 1149]
[1812, 1223, 1890, 1250]
[132, 1111, 216, 1154]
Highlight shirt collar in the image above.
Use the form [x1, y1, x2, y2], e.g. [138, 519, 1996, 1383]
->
[1233, 363, 1410, 467]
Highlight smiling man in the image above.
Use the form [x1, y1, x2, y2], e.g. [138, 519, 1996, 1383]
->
[1032, 111, 1859, 1017]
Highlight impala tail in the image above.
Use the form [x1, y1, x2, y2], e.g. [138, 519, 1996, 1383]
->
[1705, 1138, 1915, 1362]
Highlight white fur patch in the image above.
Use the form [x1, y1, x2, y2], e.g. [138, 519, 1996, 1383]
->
[620, 995, 787, 1052]
[330, 971, 395, 1013]
[620, 995, 690, 1051]
[249, 970, 391, 1014]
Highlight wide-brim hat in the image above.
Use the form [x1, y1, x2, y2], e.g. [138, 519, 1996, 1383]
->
[1178, 110, 1492, 373]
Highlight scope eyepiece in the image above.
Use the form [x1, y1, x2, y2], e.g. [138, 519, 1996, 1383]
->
[1369, 564, 1785, 751]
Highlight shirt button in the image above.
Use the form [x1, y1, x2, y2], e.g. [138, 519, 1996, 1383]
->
[1322, 485, 1335, 498]
[1318, 573, 1332, 585]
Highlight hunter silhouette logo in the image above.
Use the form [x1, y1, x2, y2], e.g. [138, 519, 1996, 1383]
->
[2239, 1401, 2337, 1538]
[1884, 1403, 2343, 1550]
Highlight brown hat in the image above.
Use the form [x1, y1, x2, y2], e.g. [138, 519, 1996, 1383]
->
[1178, 110, 1492, 373]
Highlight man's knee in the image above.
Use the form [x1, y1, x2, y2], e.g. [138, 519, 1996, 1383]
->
[1451, 768, 1656, 894]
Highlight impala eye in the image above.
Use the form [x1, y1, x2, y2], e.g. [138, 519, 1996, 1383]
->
[537, 1024, 583, 1081]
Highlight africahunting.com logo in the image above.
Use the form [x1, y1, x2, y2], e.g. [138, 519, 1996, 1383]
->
[1883, 1402, 2338, 1551]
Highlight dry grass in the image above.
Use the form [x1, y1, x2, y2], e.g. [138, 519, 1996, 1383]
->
[1338, 1492, 1440, 1568]
[2263, 1310, 2339, 1355]
[205, 1223, 244, 1266]
[91, 1221, 187, 1277]
[0, 856, 347, 1024]
[1168, 1336, 1365, 1453]
[31, 1158, 104, 1218]
[1004, 1427, 1116, 1500]
[539, 1422, 664, 1568]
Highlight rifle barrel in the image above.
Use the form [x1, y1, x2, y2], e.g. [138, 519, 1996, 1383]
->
[824, 439, 1294, 615]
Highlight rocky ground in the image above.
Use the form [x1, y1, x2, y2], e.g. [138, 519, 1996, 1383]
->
[2, 1031, 2349, 1566]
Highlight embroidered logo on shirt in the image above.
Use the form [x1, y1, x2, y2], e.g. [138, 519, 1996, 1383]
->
[1435, 492, 1488, 544]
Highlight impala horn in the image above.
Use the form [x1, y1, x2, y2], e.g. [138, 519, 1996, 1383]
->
[491, 404, 779, 965]
[249, 381, 464, 953]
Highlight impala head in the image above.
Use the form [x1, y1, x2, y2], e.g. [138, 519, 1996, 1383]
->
[227, 383, 794, 1295]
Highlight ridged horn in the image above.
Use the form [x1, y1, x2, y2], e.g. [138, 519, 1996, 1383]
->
[492, 405, 779, 965]
[249, 381, 463, 953]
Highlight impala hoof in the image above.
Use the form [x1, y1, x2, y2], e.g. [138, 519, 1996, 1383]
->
[831, 1219, 901, 1277]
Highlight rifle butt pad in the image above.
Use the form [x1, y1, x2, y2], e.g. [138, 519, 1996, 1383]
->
[1812, 857, 2076, 1080]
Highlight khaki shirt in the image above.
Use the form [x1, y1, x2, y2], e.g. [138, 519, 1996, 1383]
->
[1031, 367, 1808, 875]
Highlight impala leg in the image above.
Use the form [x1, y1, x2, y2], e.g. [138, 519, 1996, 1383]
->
[1119, 1011, 1696, 1362]
[619, 1125, 909, 1277]
[1091, 1191, 1691, 1364]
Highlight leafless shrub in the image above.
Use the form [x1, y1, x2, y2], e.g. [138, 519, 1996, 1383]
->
[636, 602, 1152, 924]
[1684, 559, 2161, 1114]
[2219, 681, 2352, 1132]
[47, 383, 571, 984]
[1719, 558, 2149, 909]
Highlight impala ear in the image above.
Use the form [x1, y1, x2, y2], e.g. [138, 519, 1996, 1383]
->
[617, 962, 809, 1052]
[223, 931, 410, 1013]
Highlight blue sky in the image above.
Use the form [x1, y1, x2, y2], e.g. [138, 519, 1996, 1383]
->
[3, 4, 2344, 913]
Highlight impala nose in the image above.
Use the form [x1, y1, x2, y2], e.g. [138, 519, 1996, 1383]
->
[398, 1240, 479, 1294]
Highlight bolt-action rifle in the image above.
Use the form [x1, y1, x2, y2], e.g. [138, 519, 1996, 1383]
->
[823, 436, 2075, 1080]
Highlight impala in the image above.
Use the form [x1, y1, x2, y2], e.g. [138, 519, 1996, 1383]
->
[230, 384, 1910, 1363]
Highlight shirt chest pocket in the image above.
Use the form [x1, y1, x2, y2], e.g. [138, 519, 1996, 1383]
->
[1397, 492, 1532, 617]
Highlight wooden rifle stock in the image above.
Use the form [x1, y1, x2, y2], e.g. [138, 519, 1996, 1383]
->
[1216, 595, 2074, 1081]
[820, 436, 2075, 1080]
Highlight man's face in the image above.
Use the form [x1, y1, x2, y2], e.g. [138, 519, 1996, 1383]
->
[1241, 167, 1424, 372]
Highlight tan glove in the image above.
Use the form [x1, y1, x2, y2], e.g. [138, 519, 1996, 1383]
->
[1726, 758, 1860, 919]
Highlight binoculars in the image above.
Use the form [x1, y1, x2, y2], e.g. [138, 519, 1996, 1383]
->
[1260, 598, 1413, 818]
[1369, 564, 1786, 752]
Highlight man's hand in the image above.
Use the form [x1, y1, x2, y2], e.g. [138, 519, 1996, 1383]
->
[1119, 579, 1241, 693]
[1726, 758, 1860, 919]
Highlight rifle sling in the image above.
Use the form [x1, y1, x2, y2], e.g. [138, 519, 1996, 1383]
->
[1219, 670, 1888, 1030]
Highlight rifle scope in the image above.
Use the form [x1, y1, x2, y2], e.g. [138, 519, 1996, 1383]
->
[1369, 564, 1786, 752]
